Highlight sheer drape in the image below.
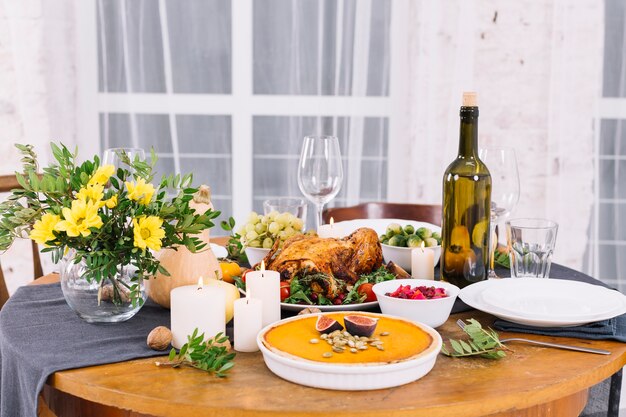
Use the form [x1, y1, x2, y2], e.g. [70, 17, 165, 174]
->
[583, 0, 626, 294]
[96, 0, 391, 228]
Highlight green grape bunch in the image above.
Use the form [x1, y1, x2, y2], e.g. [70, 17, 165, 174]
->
[239, 211, 304, 249]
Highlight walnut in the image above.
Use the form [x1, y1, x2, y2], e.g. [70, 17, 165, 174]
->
[298, 307, 322, 316]
[147, 326, 172, 351]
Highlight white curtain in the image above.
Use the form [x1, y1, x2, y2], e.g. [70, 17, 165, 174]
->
[96, 0, 391, 228]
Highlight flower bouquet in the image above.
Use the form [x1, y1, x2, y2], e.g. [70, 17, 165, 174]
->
[0, 143, 219, 322]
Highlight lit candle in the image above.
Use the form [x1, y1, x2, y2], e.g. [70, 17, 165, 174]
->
[233, 297, 263, 352]
[170, 277, 226, 349]
[411, 242, 435, 280]
[245, 261, 281, 326]
[317, 217, 344, 238]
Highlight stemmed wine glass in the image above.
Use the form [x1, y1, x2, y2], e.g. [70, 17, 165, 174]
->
[297, 136, 344, 231]
[479, 148, 520, 278]
[102, 148, 146, 172]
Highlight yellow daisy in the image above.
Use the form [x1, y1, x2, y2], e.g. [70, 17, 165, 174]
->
[76, 184, 104, 206]
[133, 216, 165, 251]
[104, 194, 118, 209]
[29, 213, 61, 246]
[125, 178, 155, 205]
[88, 164, 115, 186]
[56, 199, 103, 237]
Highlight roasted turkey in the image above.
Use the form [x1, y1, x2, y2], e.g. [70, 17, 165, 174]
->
[261, 228, 383, 298]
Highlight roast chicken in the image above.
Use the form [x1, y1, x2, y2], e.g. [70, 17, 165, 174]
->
[261, 228, 383, 298]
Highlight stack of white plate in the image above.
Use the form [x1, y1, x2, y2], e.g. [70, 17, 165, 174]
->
[459, 278, 626, 327]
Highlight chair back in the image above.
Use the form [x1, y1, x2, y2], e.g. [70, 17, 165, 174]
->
[0, 175, 44, 308]
[323, 202, 442, 226]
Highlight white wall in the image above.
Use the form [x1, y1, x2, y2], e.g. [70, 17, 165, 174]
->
[0, 0, 76, 292]
[403, 0, 602, 270]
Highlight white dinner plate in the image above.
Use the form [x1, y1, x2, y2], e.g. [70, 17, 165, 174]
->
[459, 278, 626, 327]
[280, 300, 379, 312]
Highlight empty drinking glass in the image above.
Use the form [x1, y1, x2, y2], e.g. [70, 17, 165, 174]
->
[102, 147, 146, 171]
[506, 218, 558, 278]
[479, 148, 520, 278]
[297, 136, 343, 231]
[263, 198, 308, 229]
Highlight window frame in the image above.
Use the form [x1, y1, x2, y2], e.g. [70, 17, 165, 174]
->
[75, 0, 410, 223]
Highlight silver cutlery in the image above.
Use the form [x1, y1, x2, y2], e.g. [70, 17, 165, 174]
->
[456, 319, 611, 355]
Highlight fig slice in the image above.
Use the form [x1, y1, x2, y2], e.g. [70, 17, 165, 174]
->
[315, 315, 344, 334]
[344, 315, 379, 337]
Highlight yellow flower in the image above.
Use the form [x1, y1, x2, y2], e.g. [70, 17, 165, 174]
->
[104, 195, 118, 209]
[76, 184, 104, 205]
[133, 216, 165, 251]
[56, 199, 103, 237]
[29, 213, 61, 246]
[88, 164, 115, 186]
[125, 178, 155, 205]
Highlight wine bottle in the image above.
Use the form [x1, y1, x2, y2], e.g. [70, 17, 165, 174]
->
[440, 92, 491, 288]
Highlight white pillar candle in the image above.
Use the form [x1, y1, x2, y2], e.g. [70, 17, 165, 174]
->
[170, 278, 226, 349]
[411, 245, 435, 280]
[233, 297, 263, 352]
[317, 217, 344, 238]
[246, 262, 281, 327]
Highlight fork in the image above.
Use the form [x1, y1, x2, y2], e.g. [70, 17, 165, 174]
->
[456, 319, 611, 355]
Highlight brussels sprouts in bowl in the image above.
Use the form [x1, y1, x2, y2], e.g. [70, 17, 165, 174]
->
[380, 223, 441, 273]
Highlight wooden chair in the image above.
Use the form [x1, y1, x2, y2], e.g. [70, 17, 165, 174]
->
[323, 202, 442, 226]
[0, 175, 44, 308]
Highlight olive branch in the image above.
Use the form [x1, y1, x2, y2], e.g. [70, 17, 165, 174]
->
[441, 319, 510, 359]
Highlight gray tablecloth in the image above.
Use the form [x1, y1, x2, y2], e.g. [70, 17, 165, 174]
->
[0, 283, 170, 417]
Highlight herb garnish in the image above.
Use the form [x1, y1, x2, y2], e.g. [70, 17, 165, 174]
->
[441, 319, 509, 359]
[157, 329, 236, 378]
[220, 217, 248, 264]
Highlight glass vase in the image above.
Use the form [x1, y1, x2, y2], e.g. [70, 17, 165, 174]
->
[60, 252, 146, 323]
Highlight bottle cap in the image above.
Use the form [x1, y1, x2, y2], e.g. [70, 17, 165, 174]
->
[462, 92, 478, 107]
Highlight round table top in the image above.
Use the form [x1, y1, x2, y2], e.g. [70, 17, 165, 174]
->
[33, 275, 626, 417]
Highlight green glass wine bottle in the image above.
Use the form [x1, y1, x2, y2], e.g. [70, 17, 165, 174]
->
[440, 92, 491, 288]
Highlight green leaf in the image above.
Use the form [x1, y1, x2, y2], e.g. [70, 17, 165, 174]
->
[450, 339, 464, 355]
[459, 340, 473, 354]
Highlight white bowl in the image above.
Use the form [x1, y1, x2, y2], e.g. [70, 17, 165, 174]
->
[245, 247, 270, 267]
[382, 244, 441, 273]
[372, 279, 459, 328]
[257, 312, 442, 390]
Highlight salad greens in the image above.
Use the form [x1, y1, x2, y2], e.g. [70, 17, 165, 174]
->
[285, 266, 396, 306]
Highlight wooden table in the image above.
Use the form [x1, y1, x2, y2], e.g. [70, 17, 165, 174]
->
[32, 255, 626, 417]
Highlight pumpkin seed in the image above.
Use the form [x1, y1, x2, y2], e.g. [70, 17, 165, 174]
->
[309, 338, 319, 344]
[380, 332, 390, 336]
[322, 352, 333, 358]
[350, 348, 357, 353]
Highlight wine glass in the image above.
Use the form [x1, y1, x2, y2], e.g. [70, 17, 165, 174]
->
[297, 136, 344, 231]
[479, 148, 520, 278]
[102, 147, 146, 172]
